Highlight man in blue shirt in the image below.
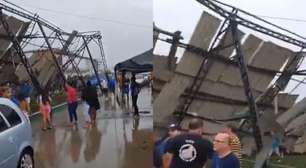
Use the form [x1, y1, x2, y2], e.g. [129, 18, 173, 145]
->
[154, 124, 181, 168]
[20, 81, 33, 110]
[130, 74, 140, 117]
[212, 133, 240, 168]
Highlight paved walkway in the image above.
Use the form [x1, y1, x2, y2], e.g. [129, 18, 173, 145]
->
[31, 88, 153, 168]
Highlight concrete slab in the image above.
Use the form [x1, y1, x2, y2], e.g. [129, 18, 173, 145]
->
[242, 34, 263, 63]
[218, 64, 275, 92]
[188, 12, 221, 48]
[154, 12, 221, 126]
[277, 93, 298, 109]
[206, 61, 228, 81]
[286, 113, 306, 135]
[15, 50, 62, 86]
[0, 64, 18, 83]
[250, 41, 293, 71]
[277, 96, 306, 126]
[258, 109, 283, 134]
[218, 29, 244, 57]
[153, 75, 191, 126]
[199, 78, 262, 102]
[188, 99, 244, 119]
[0, 16, 24, 59]
[218, 34, 276, 92]
[153, 55, 175, 82]
[176, 12, 221, 76]
[241, 136, 256, 156]
[218, 65, 241, 86]
[293, 132, 306, 153]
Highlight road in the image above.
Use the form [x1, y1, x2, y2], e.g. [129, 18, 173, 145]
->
[30, 88, 153, 168]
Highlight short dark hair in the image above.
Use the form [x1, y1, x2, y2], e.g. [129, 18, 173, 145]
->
[188, 119, 203, 130]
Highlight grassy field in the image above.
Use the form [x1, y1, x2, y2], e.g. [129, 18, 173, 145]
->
[241, 155, 306, 168]
[29, 91, 66, 114]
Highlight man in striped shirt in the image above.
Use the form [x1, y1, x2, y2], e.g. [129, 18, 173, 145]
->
[223, 124, 242, 160]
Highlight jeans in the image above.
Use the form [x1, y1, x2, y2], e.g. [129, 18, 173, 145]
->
[132, 95, 139, 115]
[68, 102, 78, 122]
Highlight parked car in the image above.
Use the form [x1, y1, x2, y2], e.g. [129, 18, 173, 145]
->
[0, 98, 34, 168]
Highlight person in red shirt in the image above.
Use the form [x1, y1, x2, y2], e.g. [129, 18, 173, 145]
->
[65, 82, 78, 126]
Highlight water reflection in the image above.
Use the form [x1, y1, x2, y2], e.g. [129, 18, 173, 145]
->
[31, 88, 152, 167]
[83, 126, 102, 162]
[35, 129, 57, 168]
[68, 128, 82, 162]
[121, 117, 153, 168]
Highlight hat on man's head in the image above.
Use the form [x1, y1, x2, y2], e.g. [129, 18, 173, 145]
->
[168, 123, 181, 131]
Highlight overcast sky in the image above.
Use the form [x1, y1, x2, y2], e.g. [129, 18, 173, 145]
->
[154, 0, 306, 40]
[5, 0, 152, 68]
[154, 0, 306, 100]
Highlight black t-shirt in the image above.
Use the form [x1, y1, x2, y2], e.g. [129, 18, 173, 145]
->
[165, 133, 213, 168]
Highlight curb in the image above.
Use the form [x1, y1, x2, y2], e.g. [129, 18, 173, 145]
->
[29, 102, 67, 118]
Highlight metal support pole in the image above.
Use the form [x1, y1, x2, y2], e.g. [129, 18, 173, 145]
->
[153, 30, 159, 49]
[230, 19, 263, 150]
[168, 31, 181, 71]
[274, 95, 278, 115]
[97, 38, 109, 81]
[62, 37, 92, 69]
[56, 31, 86, 87]
[37, 21, 66, 83]
[82, 36, 104, 94]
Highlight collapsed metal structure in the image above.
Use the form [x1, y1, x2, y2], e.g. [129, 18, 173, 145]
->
[154, 0, 306, 167]
[0, 1, 108, 94]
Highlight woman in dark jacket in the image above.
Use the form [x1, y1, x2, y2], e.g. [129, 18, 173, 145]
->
[82, 81, 100, 126]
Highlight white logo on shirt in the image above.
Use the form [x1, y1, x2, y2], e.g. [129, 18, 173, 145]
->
[179, 144, 197, 162]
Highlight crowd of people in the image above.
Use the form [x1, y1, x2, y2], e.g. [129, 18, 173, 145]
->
[0, 80, 33, 116]
[154, 119, 242, 168]
[0, 72, 147, 131]
[117, 71, 152, 116]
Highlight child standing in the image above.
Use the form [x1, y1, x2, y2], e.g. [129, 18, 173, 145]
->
[40, 95, 52, 131]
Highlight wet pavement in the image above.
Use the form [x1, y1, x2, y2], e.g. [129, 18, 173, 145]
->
[30, 88, 153, 168]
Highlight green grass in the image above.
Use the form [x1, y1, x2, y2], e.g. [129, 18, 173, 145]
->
[29, 91, 67, 114]
[241, 155, 306, 168]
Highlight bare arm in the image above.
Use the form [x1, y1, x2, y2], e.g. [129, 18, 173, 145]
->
[162, 152, 173, 168]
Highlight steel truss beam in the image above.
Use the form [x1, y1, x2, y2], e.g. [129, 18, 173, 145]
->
[230, 18, 263, 150]
[176, 17, 231, 124]
[95, 38, 109, 80]
[0, 8, 42, 93]
[0, 2, 101, 39]
[0, 2, 109, 96]
[196, 0, 306, 48]
[62, 37, 93, 69]
[37, 21, 66, 83]
[55, 31, 86, 86]
[82, 36, 104, 94]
